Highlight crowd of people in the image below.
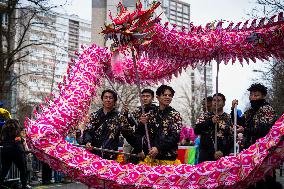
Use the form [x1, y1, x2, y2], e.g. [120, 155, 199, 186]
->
[0, 83, 280, 189]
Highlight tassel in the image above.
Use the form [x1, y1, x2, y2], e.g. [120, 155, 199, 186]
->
[111, 50, 124, 76]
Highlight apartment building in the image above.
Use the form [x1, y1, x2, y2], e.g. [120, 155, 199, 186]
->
[14, 11, 91, 107]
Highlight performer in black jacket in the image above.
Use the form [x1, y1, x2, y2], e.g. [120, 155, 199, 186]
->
[194, 93, 233, 163]
[121, 88, 157, 164]
[83, 89, 122, 160]
[231, 83, 277, 149]
[231, 83, 278, 189]
[124, 85, 182, 166]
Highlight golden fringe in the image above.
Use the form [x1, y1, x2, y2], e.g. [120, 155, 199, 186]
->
[139, 156, 181, 166]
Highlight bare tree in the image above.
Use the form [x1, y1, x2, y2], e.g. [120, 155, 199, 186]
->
[177, 83, 204, 127]
[255, 61, 284, 116]
[172, 67, 207, 127]
[89, 79, 140, 114]
[0, 0, 68, 108]
[16, 98, 34, 124]
[269, 61, 284, 115]
[251, 0, 284, 116]
[251, 0, 284, 16]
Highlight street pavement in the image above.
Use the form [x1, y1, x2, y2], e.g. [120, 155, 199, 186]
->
[32, 171, 284, 189]
[33, 182, 89, 189]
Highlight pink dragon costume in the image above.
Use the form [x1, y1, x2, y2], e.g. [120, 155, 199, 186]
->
[25, 1, 284, 188]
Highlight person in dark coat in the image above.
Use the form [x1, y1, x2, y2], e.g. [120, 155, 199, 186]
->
[83, 89, 122, 160]
[0, 119, 28, 189]
[124, 85, 183, 166]
[121, 88, 157, 164]
[231, 83, 277, 149]
[231, 83, 278, 189]
[194, 93, 233, 163]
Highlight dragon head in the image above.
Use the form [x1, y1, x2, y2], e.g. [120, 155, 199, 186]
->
[102, 0, 161, 50]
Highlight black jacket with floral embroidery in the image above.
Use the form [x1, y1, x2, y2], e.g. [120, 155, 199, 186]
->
[232, 100, 277, 149]
[83, 108, 121, 160]
[121, 104, 157, 130]
[127, 106, 182, 161]
[120, 104, 157, 163]
[194, 112, 233, 160]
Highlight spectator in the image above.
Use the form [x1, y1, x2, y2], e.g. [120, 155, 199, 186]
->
[179, 125, 196, 146]
[41, 162, 52, 185]
[0, 119, 28, 189]
[0, 102, 12, 127]
[194, 135, 200, 164]
[65, 130, 78, 145]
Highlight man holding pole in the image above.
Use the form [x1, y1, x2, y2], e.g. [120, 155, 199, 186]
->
[125, 85, 182, 166]
[121, 88, 157, 164]
[231, 83, 278, 188]
[83, 89, 122, 160]
[231, 83, 277, 150]
[194, 93, 233, 163]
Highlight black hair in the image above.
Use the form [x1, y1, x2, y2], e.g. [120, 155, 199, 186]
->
[203, 96, 213, 102]
[156, 85, 175, 97]
[75, 130, 81, 138]
[101, 89, 118, 102]
[247, 83, 267, 96]
[213, 93, 226, 102]
[142, 88, 154, 97]
[0, 119, 22, 141]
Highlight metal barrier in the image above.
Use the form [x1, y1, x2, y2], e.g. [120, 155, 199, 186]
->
[0, 145, 20, 183]
[0, 146, 42, 184]
[7, 163, 21, 181]
[280, 163, 283, 177]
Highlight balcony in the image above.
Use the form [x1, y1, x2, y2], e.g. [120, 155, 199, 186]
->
[0, 0, 7, 5]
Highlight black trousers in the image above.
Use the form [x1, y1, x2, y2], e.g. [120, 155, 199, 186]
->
[198, 148, 215, 163]
[1, 143, 27, 188]
[41, 162, 52, 184]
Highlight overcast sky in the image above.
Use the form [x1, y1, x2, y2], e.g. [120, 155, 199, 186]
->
[182, 0, 264, 112]
[59, 0, 268, 112]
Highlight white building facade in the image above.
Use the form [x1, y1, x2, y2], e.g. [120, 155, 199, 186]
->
[14, 11, 91, 108]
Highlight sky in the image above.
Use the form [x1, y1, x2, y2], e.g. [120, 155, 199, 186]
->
[181, 0, 265, 112]
[58, 0, 267, 112]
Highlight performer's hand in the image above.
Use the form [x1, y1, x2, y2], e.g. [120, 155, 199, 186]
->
[214, 150, 223, 160]
[137, 151, 145, 159]
[180, 139, 186, 145]
[139, 114, 148, 125]
[237, 125, 244, 133]
[121, 105, 129, 114]
[232, 99, 238, 109]
[86, 142, 92, 149]
[212, 115, 219, 124]
[149, 147, 159, 159]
